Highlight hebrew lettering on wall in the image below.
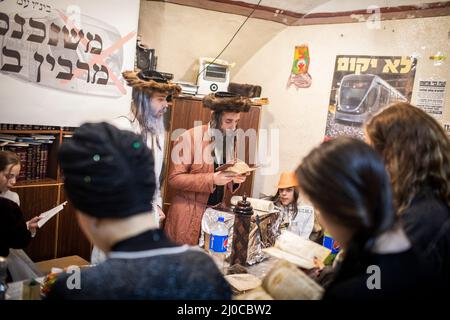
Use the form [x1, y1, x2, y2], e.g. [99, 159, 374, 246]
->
[324, 55, 417, 140]
[0, 3, 125, 97]
[16, 0, 52, 13]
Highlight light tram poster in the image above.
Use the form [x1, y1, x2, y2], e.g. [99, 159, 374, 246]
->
[324, 55, 417, 140]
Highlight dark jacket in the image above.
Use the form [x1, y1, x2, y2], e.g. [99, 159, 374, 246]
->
[401, 188, 450, 288]
[323, 248, 440, 299]
[45, 229, 231, 300]
[0, 197, 32, 257]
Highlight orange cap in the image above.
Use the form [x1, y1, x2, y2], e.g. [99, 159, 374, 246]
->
[277, 172, 299, 189]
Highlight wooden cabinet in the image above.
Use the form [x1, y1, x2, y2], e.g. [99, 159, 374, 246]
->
[14, 183, 59, 262]
[12, 183, 91, 262]
[162, 96, 261, 213]
[56, 190, 92, 261]
[2, 126, 92, 262]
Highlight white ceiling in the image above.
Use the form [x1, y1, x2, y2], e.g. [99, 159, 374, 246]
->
[231, 0, 444, 14]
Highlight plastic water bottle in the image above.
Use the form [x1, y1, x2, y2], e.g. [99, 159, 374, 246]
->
[209, 217, 228, 272]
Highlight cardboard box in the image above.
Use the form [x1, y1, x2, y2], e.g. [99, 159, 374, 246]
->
[35, 255, 89, 274]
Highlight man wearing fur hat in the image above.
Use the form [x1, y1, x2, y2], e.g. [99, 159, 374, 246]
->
[91, 70, 180, 264]
[115, 70, 181, 225]
[164, 92, 252, 245]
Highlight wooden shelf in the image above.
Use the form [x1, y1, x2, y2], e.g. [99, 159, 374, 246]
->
[175, 95, 203, 101]
[13, 178, 61, 188]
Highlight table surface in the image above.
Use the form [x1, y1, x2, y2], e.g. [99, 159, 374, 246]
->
[7, 249, 278, 300]
[246, 256, 278, 279]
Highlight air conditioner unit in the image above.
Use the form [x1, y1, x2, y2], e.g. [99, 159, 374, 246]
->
[196, 57, 231, 95]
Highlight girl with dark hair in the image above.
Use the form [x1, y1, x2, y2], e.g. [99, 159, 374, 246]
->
[296, 137, 440, 298]
[365, 102, 450, 288]
[268, 172, 314, 239]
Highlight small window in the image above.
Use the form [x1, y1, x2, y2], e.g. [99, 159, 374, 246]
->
[380, 88, 389, 104]
[366, 88, 378, 108]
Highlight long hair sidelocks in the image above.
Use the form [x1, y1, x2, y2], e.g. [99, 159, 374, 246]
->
[209, 111, 238, 163]
[366, 102, 450, 213]
[131, 88, 162, 141]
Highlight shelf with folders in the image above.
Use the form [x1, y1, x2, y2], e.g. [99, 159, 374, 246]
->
[0, 123, 77, 187]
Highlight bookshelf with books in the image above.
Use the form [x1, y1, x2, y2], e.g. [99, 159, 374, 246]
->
[0, 123, 92, 262]
[0, 124, 74, 184]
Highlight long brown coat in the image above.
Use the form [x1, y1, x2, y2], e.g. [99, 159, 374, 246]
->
[164, 125, 239, 245]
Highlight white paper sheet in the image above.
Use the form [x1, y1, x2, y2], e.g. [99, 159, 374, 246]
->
[37, 201, 67, 228]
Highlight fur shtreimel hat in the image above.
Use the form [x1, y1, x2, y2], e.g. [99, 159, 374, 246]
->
[122, 70, 181, 96]
[203, 92, 252, 113]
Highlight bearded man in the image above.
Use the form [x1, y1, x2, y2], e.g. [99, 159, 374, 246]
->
[114, 70, 181, 225]
[91, 70, 180, 264]
[164, 92, 252, 245]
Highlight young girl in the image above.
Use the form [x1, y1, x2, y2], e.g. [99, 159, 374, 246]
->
[296, 137, 442, 298]
[0, 151, 41, 278]
[365, 102, 450, 289]
[269, 172, 314, 239]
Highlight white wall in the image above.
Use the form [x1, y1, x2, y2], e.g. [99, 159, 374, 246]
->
[138, 1, 286, 82]
[232, 16, 450, 197]
[137, 3, 449, 198]
[0, 0, 140, 126]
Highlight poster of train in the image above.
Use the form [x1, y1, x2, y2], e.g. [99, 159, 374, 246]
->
[324, 55, 417, 140]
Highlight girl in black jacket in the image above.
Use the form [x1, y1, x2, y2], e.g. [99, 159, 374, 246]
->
[0, 197, 32, 257]
[296, 137, 441, 299]
[366, 102, 450, 289]
[0, 151, 41, 257]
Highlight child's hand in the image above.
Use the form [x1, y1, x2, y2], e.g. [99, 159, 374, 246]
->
[311, 257, 325, 277]
[313, 257, 325, 269]
[27, 216, 42, 229]
[26, 216, 42, 237]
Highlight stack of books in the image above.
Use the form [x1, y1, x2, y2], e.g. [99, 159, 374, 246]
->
[174, 81, 199, 96]
[0, 123, 59, 130]
[0, 134, 55, 181]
